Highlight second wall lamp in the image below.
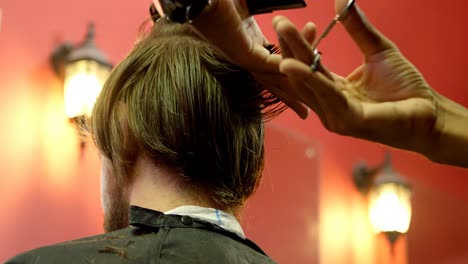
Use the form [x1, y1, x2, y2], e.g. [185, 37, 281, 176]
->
[353, 153, 412, 245]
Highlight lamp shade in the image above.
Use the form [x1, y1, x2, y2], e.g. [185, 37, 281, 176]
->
[63, 23, 111, 118]
[368, 158, 412, 234]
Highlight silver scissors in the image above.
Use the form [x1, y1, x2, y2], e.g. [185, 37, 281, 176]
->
[310, 0, 356, 72]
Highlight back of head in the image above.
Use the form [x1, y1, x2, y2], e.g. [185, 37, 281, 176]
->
[92, 19, 282, 209]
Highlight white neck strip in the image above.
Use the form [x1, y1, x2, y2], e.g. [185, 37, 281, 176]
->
[165, 205, 245, 239]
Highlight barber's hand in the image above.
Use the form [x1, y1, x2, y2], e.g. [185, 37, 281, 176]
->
[191, 0, 273, 71]
[190, 0, 309, 118]
[273, 0, 438, 154]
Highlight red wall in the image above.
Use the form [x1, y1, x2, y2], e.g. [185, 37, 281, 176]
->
[1, 0, 468, 263]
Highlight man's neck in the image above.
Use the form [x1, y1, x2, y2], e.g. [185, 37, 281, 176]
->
[128, 155, 237, 215]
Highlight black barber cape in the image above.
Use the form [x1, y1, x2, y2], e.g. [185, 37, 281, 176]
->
[6, 206, 276, 264]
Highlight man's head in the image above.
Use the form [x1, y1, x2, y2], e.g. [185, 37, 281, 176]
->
[92, 20, 282, 231]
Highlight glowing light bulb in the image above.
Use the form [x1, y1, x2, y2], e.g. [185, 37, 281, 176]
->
[369, 182, 412, 234]
[63, 60, 110, 118]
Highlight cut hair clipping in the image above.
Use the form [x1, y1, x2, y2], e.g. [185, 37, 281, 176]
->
[265, 44, 281, 55]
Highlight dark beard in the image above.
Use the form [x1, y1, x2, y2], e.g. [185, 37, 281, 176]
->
[103, 188, 130, 232]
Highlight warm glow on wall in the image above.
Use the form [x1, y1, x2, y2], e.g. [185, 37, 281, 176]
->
[369, 182, 412, 234]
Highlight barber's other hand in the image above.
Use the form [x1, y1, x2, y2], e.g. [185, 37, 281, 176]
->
[189, 0, 309, 118]
[273, 1, 437, 155]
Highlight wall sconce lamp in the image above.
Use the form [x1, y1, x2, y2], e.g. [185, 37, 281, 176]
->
[353, 153, 412, 246]
[50, 23, 112, 148]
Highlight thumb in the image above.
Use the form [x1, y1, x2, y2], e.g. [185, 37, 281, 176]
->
[336, 0, 397, 57]
[152, 0, 165, 17]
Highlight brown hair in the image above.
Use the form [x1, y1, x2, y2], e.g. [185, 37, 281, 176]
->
[91, 20, 283, 208]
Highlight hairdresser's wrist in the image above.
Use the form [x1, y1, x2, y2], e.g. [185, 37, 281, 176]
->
[423, 92, 468, 167]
